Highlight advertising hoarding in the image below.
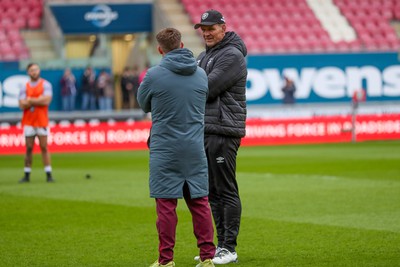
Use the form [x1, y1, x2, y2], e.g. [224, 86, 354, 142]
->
[246, 52, 400, 104]
[1, 115, 399, 155]
[50, 3, 152, 34]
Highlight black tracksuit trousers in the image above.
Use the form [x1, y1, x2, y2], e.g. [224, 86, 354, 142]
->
[205, 134, 242, 252]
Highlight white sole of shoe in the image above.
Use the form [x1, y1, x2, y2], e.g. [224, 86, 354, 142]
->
[213, 258, 238, 264]
[213, 260, 238, 265]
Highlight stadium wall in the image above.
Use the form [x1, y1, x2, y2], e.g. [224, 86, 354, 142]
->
[1, 52, 400, 113]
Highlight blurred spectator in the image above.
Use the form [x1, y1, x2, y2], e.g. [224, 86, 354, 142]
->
[96, 69, 114, 111]
[81, 66, 97, 110]
[139, 63, 150, 85]
[60, 68, 77, 111]
[281, 76, 296, 104]
[120, 67, 131, 109]
[120, 66, 139, 109]
[130, 66, 140, 108]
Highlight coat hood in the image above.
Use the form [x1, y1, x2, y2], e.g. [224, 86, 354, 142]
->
[160, 48, 197, 76]
[206, 31, 247, 57]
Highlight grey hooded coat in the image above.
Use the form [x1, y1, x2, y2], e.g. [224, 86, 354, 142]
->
[137, 48, 209, 199]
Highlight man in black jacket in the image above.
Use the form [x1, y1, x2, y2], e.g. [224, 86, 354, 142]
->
[194, 9, 247, 265]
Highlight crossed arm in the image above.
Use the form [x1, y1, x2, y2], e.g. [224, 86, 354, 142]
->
[19, 95, 52, 110]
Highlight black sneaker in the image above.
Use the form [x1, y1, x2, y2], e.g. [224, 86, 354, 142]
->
[47, 177, 55, 183]
[19, 177, 30, 183]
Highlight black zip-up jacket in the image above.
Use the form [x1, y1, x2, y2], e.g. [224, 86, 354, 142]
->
[197, 31, 247, 138]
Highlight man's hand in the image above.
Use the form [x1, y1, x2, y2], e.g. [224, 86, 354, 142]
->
[19, 99, 32, 110]
[27, 97, 34, 106]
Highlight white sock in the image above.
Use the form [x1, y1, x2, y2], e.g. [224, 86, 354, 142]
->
[44, 166, 52, 173]
[24, 167, 31, 173]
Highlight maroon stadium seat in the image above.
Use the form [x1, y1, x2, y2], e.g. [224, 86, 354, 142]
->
[0, 0, 43, 61]
[182, 0, 400, 54]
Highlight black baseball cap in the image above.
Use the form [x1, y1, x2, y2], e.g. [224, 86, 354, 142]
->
[194, 10, 225, 29]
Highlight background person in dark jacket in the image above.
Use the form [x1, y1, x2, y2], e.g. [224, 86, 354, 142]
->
[96, 69, 114, 111]
[137, 28, 216, 267]
[120, 66, 140, 109]
[60, 68, 77, 111]
[281, 76, 296, 104]
[80, 66, 96, 110]
[194, 9, 247, 265]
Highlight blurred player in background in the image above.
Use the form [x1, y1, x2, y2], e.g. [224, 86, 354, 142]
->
[194, 9, 247, 264]
[137, 28, 215, 267]
[18, 63, 55, 183]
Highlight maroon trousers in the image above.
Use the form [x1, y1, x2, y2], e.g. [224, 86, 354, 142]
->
[155, 185, 215, 264]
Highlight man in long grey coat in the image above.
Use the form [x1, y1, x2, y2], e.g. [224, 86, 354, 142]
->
[137, 28, 216, 267]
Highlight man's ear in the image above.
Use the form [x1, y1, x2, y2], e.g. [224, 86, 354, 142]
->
[157, 45, 164, 55]
[221, 24, 227, 33]
[180, 42, 184, 48]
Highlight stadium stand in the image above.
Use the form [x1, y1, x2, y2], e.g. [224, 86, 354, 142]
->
[182, 0, 400, 54]
[0, 0, 43, 61]
[334, 0, 400, 51]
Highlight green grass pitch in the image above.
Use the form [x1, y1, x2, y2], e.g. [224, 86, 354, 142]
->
[1, 141, 400, 266]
